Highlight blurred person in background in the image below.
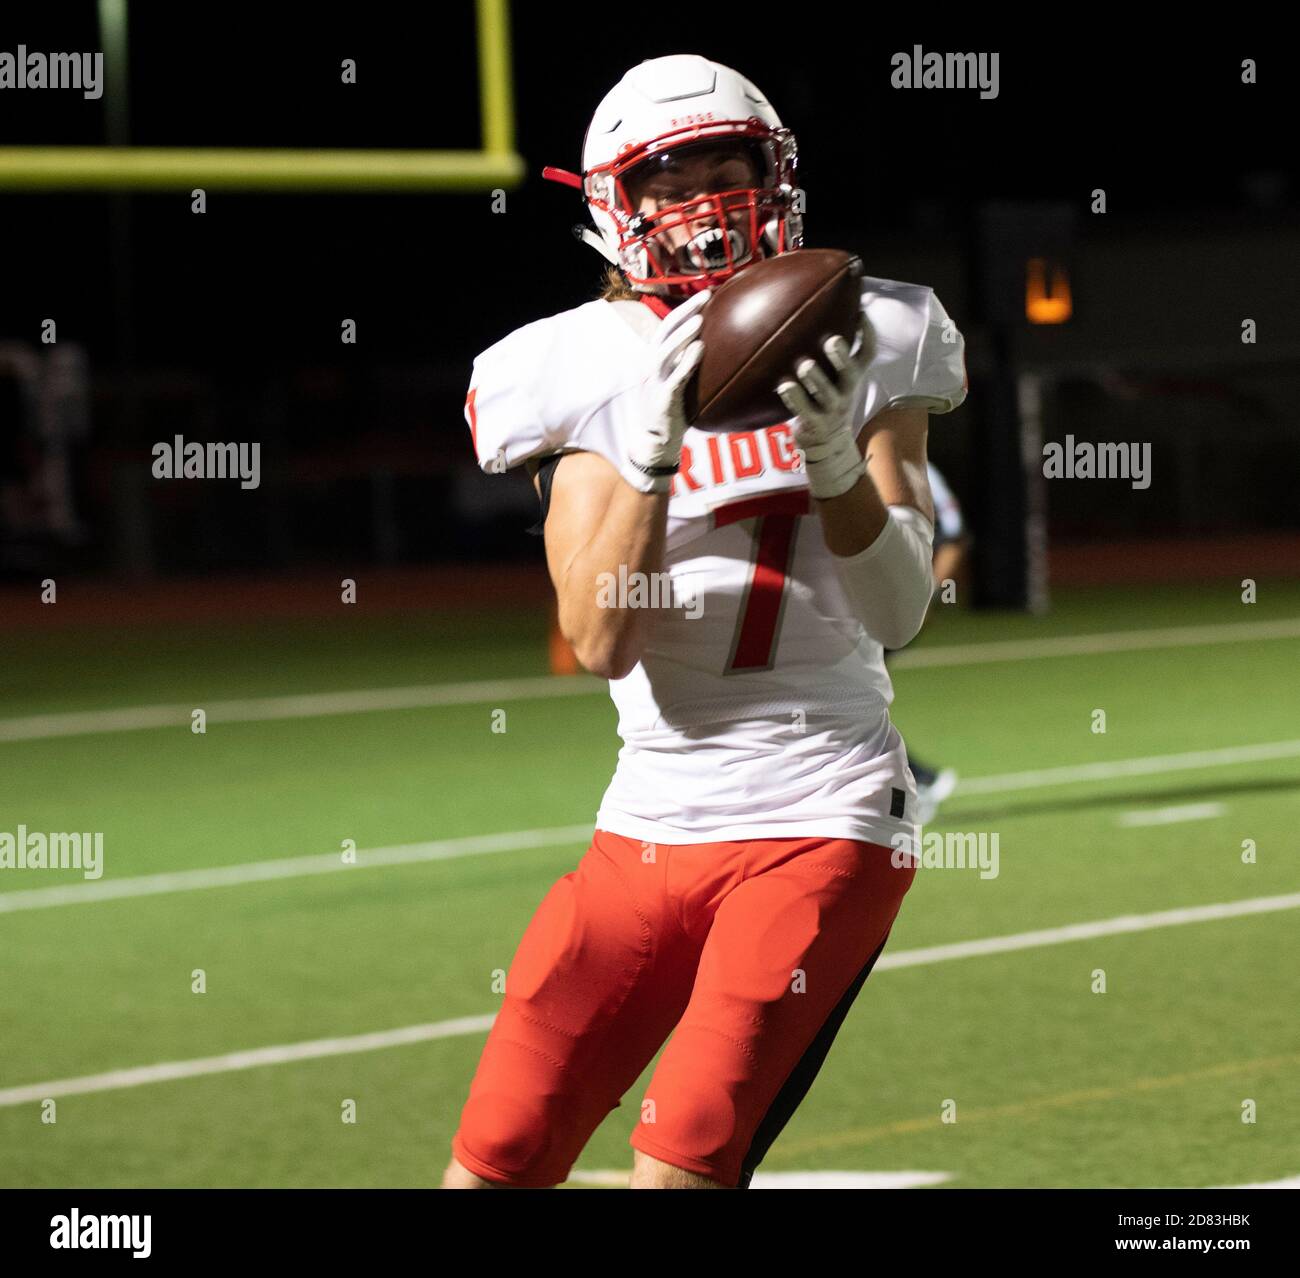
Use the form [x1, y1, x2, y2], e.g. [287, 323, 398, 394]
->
[0, 341, 41, 567]
[36, 342, 91, 546]
[896, 460, 972, 824]
[0, 340, 90, 565]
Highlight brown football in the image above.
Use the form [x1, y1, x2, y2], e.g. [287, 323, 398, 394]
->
[684, 248, 864, 433]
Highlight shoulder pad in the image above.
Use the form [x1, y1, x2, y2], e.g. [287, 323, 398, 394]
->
[860, 276, 968, 415]
[464, 300, 653, 474]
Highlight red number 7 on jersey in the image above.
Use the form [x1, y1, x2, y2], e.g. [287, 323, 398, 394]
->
[714, 492, 811, 675]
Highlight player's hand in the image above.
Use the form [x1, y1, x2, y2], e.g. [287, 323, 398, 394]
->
[775, 313, 875, 446]
[623, 289, 709, 495]
[775, 314, 875, 500]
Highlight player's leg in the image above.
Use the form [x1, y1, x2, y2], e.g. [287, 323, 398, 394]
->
[447, 829, 704, 1188]
[629, 1149, 729, 1189]
[907, 755, 959, 825]
[886, 646, 959, 825]
[441, 1156, 523, 1188]
[628, 836, 915, 1188]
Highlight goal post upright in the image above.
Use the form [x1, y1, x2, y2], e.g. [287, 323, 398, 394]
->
[0, 0, 524, 193]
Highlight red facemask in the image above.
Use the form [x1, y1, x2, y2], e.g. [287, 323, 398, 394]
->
[546, 120, 802, 298]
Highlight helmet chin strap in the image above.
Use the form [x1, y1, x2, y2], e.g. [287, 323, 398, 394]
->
[575, 218, 760, 289]
[572, 224, 620, 265]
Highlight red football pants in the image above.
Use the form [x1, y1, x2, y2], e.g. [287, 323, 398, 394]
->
[452, 827, 915, 1188]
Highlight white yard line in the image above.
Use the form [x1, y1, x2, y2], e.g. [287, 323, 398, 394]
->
[0, 825, 597, 914]
[1220, 1175, 1300, 1189]
[3, 891, 1297, 1108]
[1118, 802, 1226, 827]
[3, 617, 1297, 743]
[0, 1017, 497, 1108]
[873, 893, 1300, 971]
[2, 739, 1297, 916]
[0, 676, 604, 743]
[749, 1171, 953, 1189]
[566, 1169, 954, 1188]
[889, 616, 1300, 668]
[953, 739, 1300, 796]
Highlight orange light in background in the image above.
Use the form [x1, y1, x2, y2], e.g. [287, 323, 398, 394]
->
[549, 604, 580, 675]
[1025, 258, 1072, 324]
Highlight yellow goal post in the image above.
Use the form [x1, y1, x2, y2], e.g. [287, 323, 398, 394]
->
[0, 0, 524, 192]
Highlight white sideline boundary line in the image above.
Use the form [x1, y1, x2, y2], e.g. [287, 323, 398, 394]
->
[3, 891, 1297, 1109]
[1118, 802, 1226, 827]
[2, 617, 1298, 743]
[3, 740, 1299, 916]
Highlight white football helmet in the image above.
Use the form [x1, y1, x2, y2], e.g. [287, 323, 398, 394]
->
[543, 55, 803, 298]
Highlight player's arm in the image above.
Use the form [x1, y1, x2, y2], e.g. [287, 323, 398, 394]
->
[526, 291, 707, 680]
[814, 404, 936, 649]
[776, 328, 937, 650]
[813, 403, 934, 556]
[532, 452, 670, 681]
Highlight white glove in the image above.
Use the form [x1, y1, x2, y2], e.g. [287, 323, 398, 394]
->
[775, 314, 876, 500]
[622, 289, 709, 495]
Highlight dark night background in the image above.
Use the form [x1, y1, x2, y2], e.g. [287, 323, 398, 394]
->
[1, 4, 1296, 585]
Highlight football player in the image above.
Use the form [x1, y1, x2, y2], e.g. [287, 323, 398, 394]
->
[446, 54, 967, 1190]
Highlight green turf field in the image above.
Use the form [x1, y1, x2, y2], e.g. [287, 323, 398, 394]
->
[2, 581, 1297, 1188]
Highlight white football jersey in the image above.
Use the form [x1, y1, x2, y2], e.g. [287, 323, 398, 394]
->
[466, 275, 967, 854]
